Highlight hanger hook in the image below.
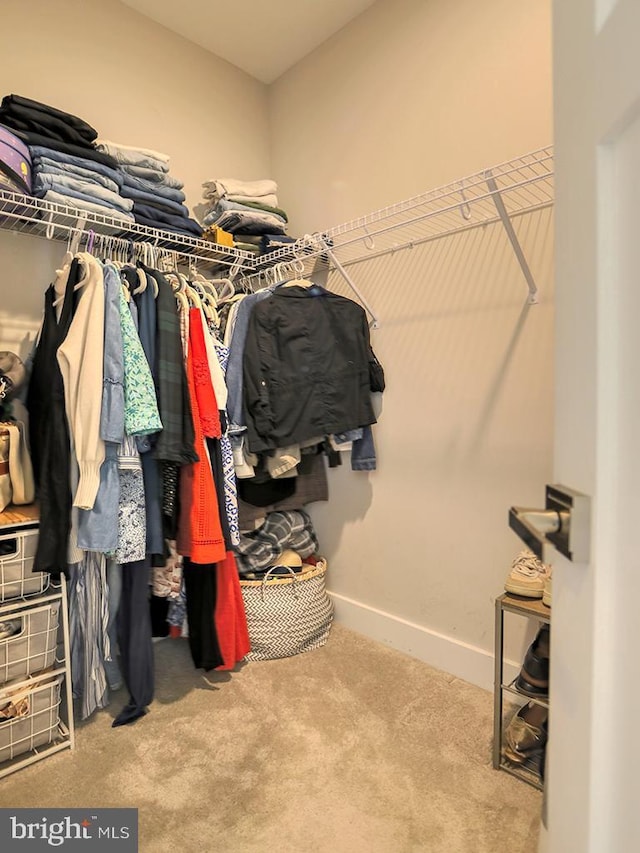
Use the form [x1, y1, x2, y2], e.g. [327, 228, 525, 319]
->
[459, 181, 472, 221]
[362, 225, 375, 250]
[45, 211, 55, 241]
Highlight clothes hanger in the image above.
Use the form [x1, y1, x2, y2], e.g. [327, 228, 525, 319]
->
[53, 232, 100, 309]
[133, 242, 159, 296]
[175, 272, 202, 310]
[53, 228, 75, 303]
[170, 274, 190, 315]
[211, 277, 236, 302]
[280, 259, 313, 288]
[132, 268, 147, 295]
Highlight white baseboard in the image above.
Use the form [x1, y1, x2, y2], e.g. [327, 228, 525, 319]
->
[329, 591, 521, 692]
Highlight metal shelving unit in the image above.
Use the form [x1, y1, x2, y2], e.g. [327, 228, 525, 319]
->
[493, 592, 550, 792]
[0, 505, 74, 779]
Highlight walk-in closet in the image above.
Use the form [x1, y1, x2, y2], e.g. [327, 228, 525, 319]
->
[0, 1, 633, 852]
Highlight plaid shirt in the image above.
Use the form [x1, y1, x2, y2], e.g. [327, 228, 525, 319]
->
[146, 268, 197, 464]
[234, 510, 318, 575]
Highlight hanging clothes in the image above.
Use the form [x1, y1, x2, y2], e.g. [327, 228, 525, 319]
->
[76, 261, 124, 554]
[25, 238, 253, 718]
[113, 557, 154, 727]
[130, 267, 164, 562]
[176, 308, 226, 564]
[242, 285, 383, 453]
[56, 252, 106, 511]
[144, 266, 197, 541]
[68, 552, 110, 720]
[183, 559, 223, 670]
[214, 551, 250, 670]
[27, 260, 80, 576]
[214, 340, 240, 548]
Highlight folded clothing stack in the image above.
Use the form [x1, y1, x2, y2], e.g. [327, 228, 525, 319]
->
[200, 178, 289, 254]
[97, 140, 202, 239]
[0, 94, 135, 223]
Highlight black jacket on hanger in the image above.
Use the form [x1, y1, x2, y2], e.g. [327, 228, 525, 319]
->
[242, 285, 383, 453]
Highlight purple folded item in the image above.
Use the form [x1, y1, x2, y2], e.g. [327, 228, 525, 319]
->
[0, 124, 31, 193]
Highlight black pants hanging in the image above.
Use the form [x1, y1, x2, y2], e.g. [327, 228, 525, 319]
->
[113, 558, 154, 727]
[183, 559, 223, 671]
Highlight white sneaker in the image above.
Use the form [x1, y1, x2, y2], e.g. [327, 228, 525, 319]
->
[504, 550, 551, 599]
[542, 575, 552, 607]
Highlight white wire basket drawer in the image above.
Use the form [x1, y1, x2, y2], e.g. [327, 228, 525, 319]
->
[0, 601, 60, 685]
[0, 675, 63, 764]
[0, 528, 48, 602]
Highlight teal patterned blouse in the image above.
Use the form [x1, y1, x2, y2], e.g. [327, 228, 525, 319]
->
[119, 288, 162, 436]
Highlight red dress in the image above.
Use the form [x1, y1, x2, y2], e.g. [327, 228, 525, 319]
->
[178, 308, 250, 668]
[215, 552, 251, 670]
[176, 309, 226, 564]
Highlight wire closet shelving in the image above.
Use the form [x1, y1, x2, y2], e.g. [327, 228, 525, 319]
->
[0, 189, 257, 272]
[240, 146, 554, 322]
[0, 146, 553, 322]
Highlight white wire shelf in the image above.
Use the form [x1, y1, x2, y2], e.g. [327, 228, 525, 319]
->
[0, 189, 257, 271]
[0, 147, 554, 313]
[260, 146, 553, 270]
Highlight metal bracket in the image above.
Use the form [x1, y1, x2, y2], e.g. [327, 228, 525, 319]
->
[485, 170, 539, 304]
[322, 242, 380, 329]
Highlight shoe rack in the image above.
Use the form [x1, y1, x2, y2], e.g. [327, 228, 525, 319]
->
[493, 593, 550, 791]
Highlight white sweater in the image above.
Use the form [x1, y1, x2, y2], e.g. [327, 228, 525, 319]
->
[57, 252, 106, 510]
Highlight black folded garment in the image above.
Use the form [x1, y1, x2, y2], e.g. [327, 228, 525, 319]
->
[0, 94, 97, 145]
[261, 233, 297, 254]
[7, 129, 117, 169]
[133, 206, 203, 238]
[0, 107, 92, 149]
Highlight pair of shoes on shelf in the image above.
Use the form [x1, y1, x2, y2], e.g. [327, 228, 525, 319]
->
[505, 549, 552, 602]
[504, 702, 548, 764]
[515, 624, 550, 698]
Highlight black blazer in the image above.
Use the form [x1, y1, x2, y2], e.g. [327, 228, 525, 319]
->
[242, 285, 384, 453]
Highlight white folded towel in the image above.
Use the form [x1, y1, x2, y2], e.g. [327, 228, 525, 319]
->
[97, 139, 170, 162]
[202, 178, 278, 201]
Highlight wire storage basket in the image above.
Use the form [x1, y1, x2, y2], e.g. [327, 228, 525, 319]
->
[0, 528, 48, 601]
[0, 601, 61, 684]
[0, 674, 63, 764]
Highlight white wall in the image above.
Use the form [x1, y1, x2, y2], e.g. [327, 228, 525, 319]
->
[269, 0, 554, 682]
[0, 0, 271, 349]
[269, 0, 552, 230]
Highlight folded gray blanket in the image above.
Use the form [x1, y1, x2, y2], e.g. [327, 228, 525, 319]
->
[203, 206, 287, 235]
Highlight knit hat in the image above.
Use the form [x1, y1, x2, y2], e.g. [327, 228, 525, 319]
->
[0, 352, 25, 401]
[273, 549, 303, 569]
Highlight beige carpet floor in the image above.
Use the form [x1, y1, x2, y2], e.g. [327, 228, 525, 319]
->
[0, 625, 541, 853]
